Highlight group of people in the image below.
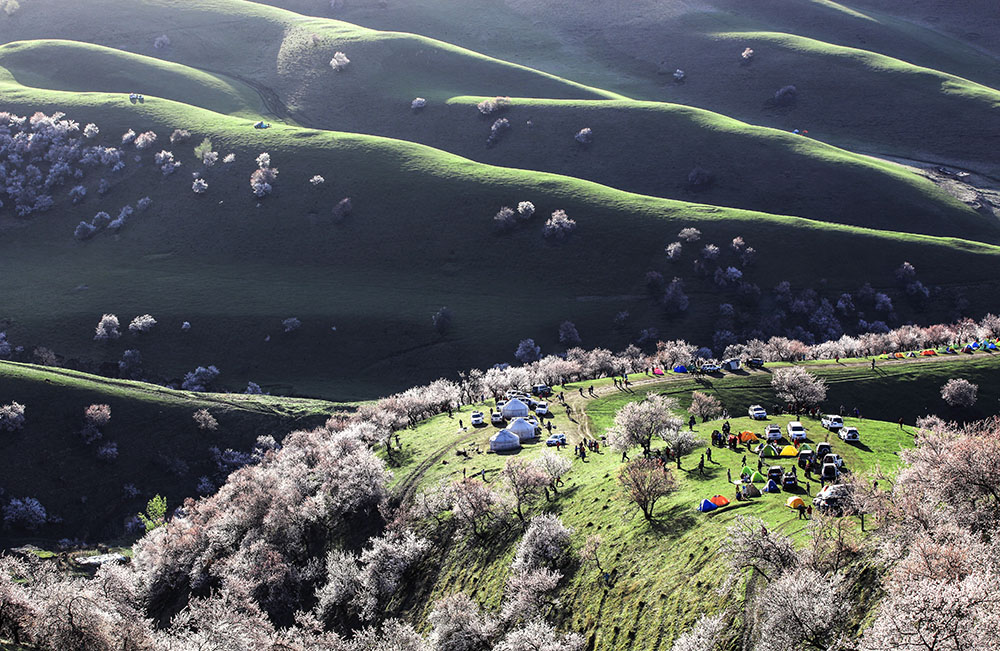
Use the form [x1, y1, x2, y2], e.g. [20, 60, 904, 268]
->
[575, 439, 600, 460]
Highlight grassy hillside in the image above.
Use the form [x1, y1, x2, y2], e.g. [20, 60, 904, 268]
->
[298, 0, 1000, 178]
[4, 39, 986, 236]
[2, 86, 1000, 399]
[384, 353, 1000, 648]
[0, 40, 264, 118]
[0, 361, 340, 546]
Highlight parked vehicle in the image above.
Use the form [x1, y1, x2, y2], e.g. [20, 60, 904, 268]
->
[782, 468, 798, 488]
[821, 463, 839, 482]
[821, 414, 844, 431]
[532, 384, 552, 397]
[747, 358, 765, 369]
[797, 450, 816, 470]
[701, 363, 721, 373]
[823, 453, 844, 469]
[748, 405, 768, 420]
[535, 402, 549, 416]
[470, 411, 484, 426]
[765, 425, 782, 441]
[786, 421, 807, 441]
[546, 434, 566, 447]
[815, 442, 833, 458]
[491, 412, 505, 426]
[839, 426, 860, 442]
[813, 484, 853, 514]
[767, 466, 784, 484]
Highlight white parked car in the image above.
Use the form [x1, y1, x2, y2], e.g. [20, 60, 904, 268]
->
[748, 405, 768, 420]
[786, 421, 807, 442]
[546, 434, 566, 447]
[470, 411, 484, 426]
[821, 414, 844, 431]
[535, 402, 549, 416]
[701, 363, 721, 373]
[765, 424, 782, 441]
[491, 412, 505, 426]
[839, 426, 860, 442]
[822, 453, 844, 469]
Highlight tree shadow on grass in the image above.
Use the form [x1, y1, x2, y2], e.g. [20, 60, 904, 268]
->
[647, 503, 699, 539]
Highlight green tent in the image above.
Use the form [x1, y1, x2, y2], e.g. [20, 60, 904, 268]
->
[749, 471, 766, 483]
[760, 444, 779, 458]
[799, 443, 813, 452]
[741, 465, 755, 476]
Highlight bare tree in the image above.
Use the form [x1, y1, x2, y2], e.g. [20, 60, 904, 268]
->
[618, 459, 678, 519]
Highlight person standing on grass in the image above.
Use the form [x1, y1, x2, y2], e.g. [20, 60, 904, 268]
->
[797, 504, 805, 519]
[871, 358, 876, 370]
[741, 454, 747, 467]
[689, 415, 697, 430]
[727, 468, 732, 483]
[898, 417, 904, 429]
[698, 458, 705, 476]
[676, 455, 682, 470]
[621, 450, 629, 463]
[706, 447, 712, 463]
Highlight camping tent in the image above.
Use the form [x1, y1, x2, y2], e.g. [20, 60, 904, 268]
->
[489, 429, 521, 452]
[696, 499, 718, 512]
[749, 471, 766, 483]
[507, 417, 536, 441]
[764, 479, 781, 493]
[760, 444, 779, 458]
[722, 358, 740, 371]
[709, 495, 730, 507]
[738, 431, 758, 443]
[741, 465, 755, 477]
[653, 368, 664, 376]
[743, 483, 761, 498]
[798, 443, 813, 452]
[673, 365, 688, 373]
[501, 398, 529, 419]
[779, 445, 798, 457]
[786, 496, 806, 509]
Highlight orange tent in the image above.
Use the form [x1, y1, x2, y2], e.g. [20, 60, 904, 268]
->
[709, 495, 730, 507]
[738, 430, 758, 443]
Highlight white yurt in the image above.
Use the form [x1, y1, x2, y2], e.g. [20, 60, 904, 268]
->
[489, 429, 521, 452]
[501, 398, 529, 419]
[507, 417, 536, 441]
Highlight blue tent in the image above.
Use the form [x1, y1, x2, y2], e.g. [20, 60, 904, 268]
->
[989, 343, 997, 350]
[253, 121, 271, 129]
[673, 365, 688, 373]
[696, 499, 718, 512]
[764, 479, 781, 493]
[972, 342, 980, 349]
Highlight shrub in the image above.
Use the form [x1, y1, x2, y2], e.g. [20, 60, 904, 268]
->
[0, 402, 26, 432]
[574, 127, 593, 144]
[511, 514, 573, 573]
[663, 277, 689, 313]
[97, 441, 119, 461]
[940, 378, 978, 407]
[85, 404, 112, 427]
[137, 196, 152, 211]
[121, 129, 136, 145]
[83, 123, 100, 139]
[193, 409, 219, 431]
[68, 185, 87, 204]
[665, 241, 683, 260]
[411, 97, 426, 110]
[895, 261, 916, 280]
[701, 244, 720, 260]
[134, 131, 157, 150]
[329, 51, 350, 71]
[119, 349, 142, 378]
[154, 150, 180, 175]
[515, 338, 542, 364]
[222, 153, 236, 164]
[309, 175, 325, 186]
[543, 209, 577, 242]
[741, 47, 755, 61]
[181, 365, 219, 392]
[94, 314, 121, 341]
[153, 34, 171, 49]
[332, 197, 352, 220]
[129, 314, 157, 333]
[74, 221, 97, 240]
[488, 118, 510, 145]
[250, 165, 278, 197]
[282, 317, 302, 333]
[774, 85, 798, 106]
[494, 206, 518, 232]
[477, 96, 511, 115]
[517, 201, 535, 220]
[2, 497, 46, 530]
[677, 227, 701, 242]
[191, 178, 208, 194]
[170, 129, 191, 145]
[245, 381, 263, 394]
[558, 321, 581, 346]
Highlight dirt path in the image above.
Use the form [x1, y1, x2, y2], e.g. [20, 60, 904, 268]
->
[391, 427, 480, 506]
